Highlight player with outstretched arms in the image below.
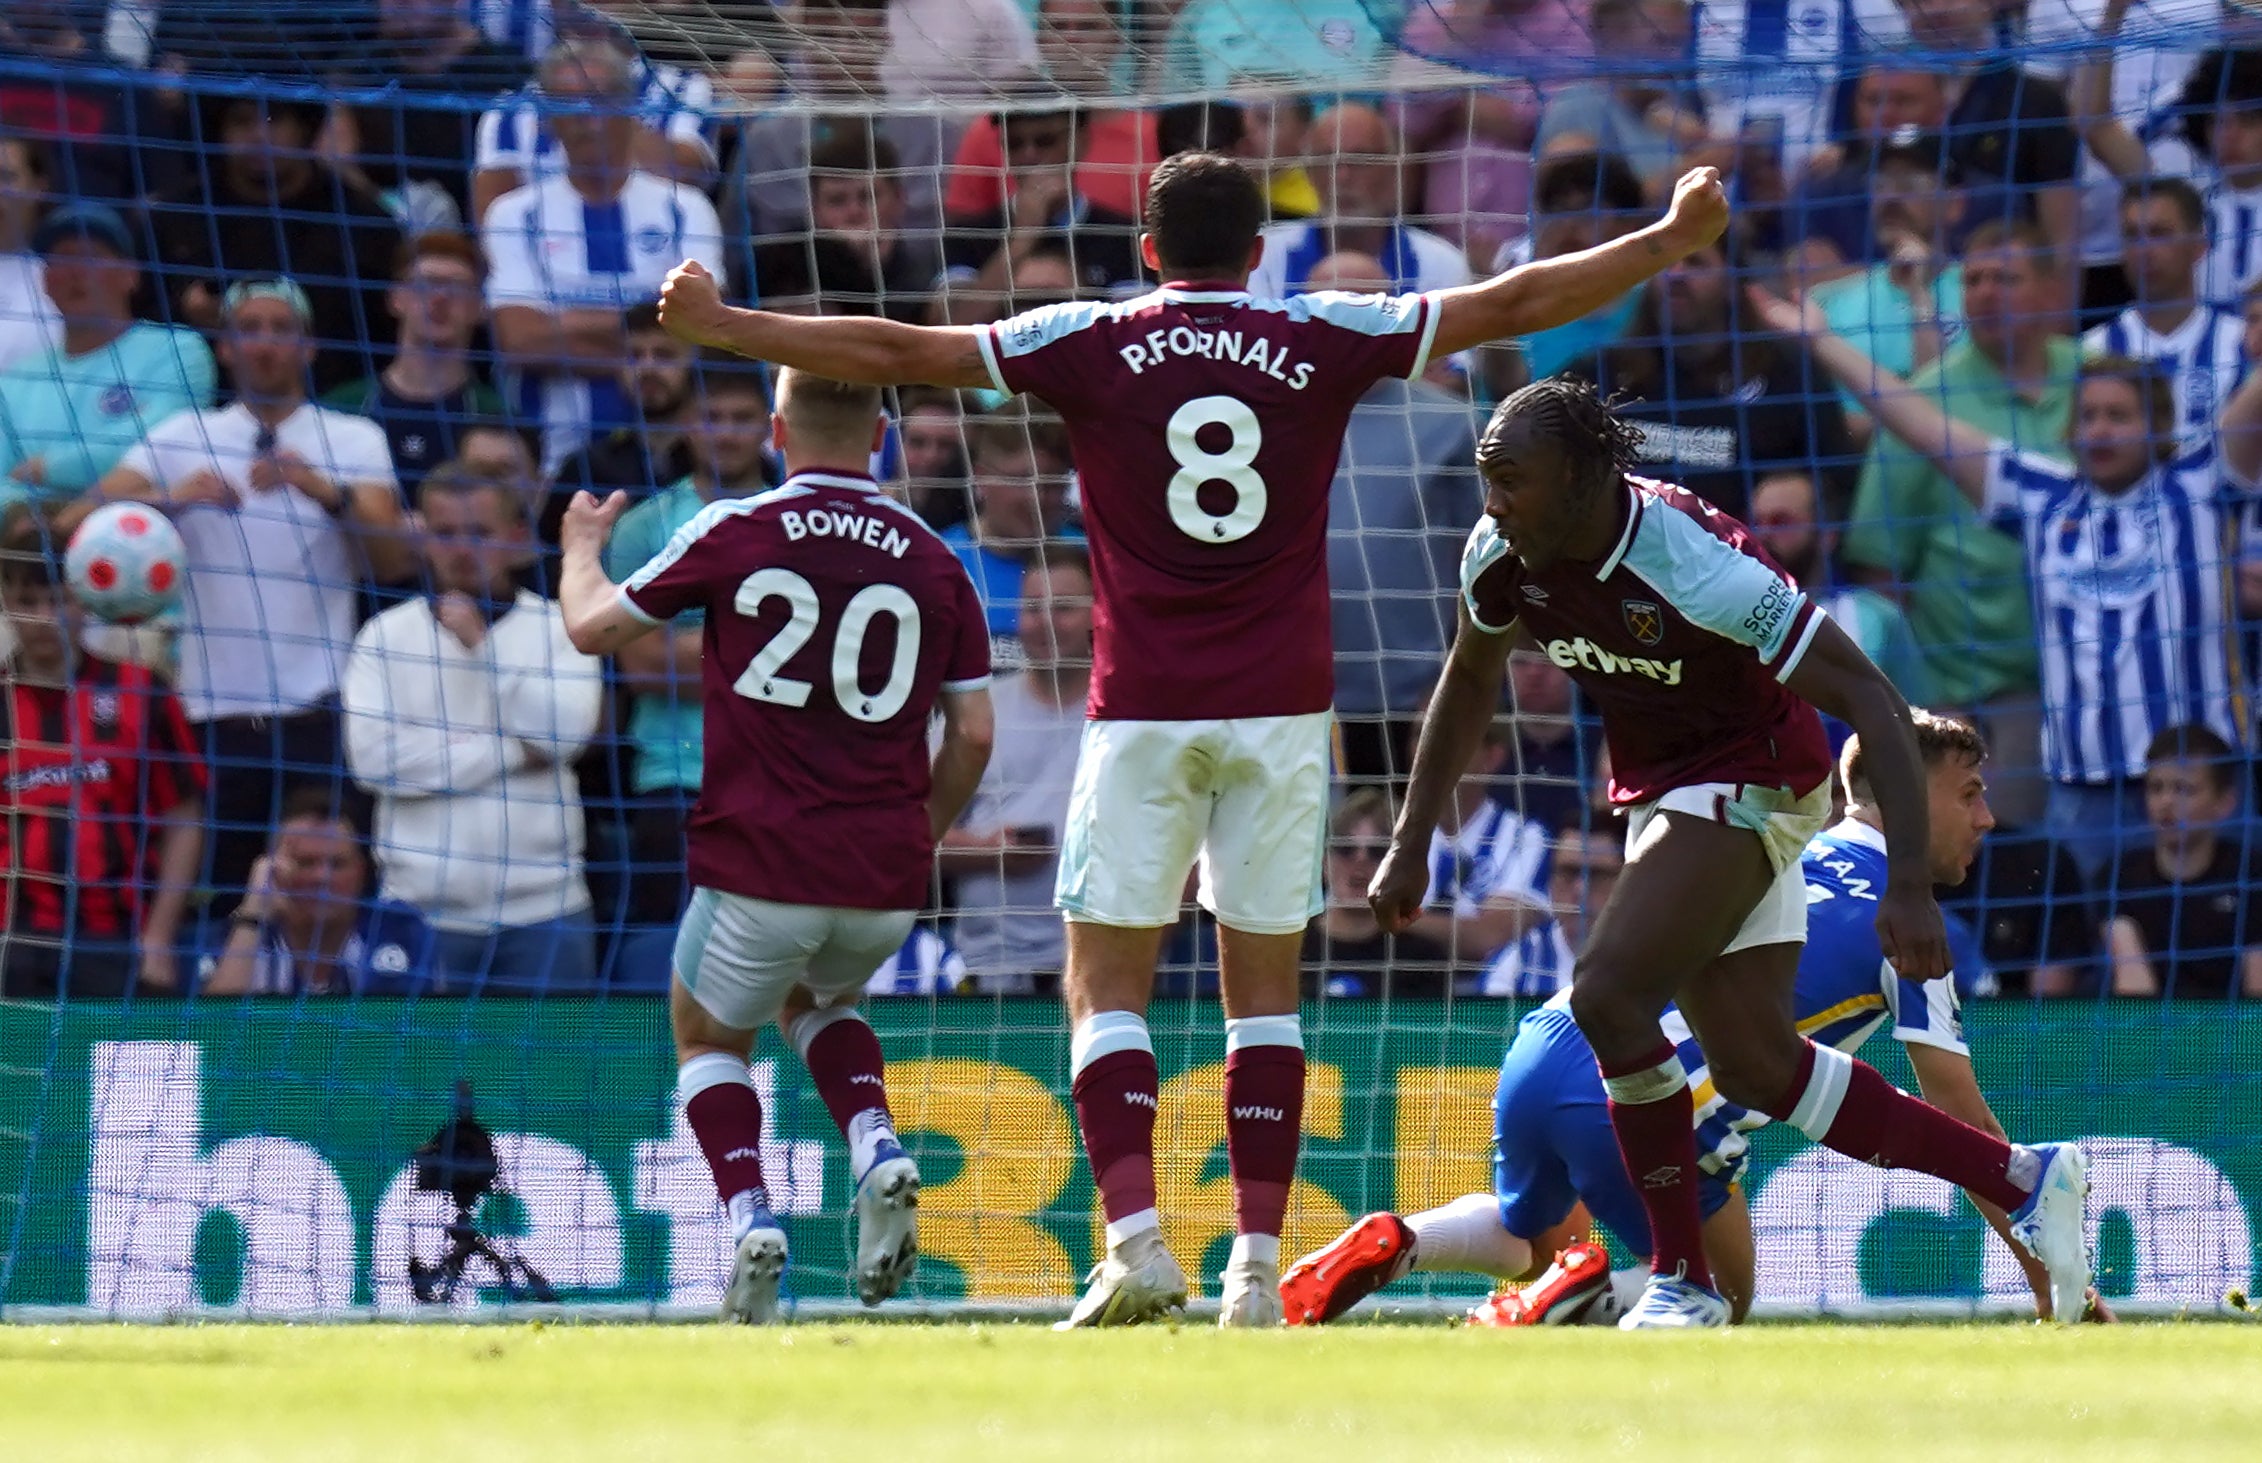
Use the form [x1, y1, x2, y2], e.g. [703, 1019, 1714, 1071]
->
[658, 152, 1732, 1327]
[556, 370, 996, 1323]
[1287, 712, 2108, 1327]
[1364, 381, 2093, 1329]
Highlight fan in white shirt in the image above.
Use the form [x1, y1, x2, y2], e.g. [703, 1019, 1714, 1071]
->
[343, 463, 604, 991]
[76, 279, 412, 723]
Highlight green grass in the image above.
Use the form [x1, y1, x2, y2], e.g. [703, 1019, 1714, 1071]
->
[1, 1322, 2255, 1460]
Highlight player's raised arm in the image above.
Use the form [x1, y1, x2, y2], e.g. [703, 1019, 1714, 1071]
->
[659, 261, 995, 389]
[1783, 619, 1950, 981]
[1423, 167, 1730, 360]
[1747, 285, 1997, 507]
[557, 490, 655, 655]
[1371, 602, 1515, 932]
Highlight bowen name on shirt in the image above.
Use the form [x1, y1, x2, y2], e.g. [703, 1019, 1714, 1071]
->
[779, 507, 914, 559]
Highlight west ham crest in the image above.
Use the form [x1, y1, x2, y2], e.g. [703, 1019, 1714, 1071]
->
[1622, 599, 1664, 646]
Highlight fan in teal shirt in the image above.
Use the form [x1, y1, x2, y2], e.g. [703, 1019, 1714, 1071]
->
[605, 475, 716, 798]
[0, 322, 216, 516]
[0, 204, 217, 518]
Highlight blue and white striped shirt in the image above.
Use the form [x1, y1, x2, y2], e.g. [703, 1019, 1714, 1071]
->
[1479, 919, 1575, 998]
[474, 63, 718, 182]
[482, 172, 727, 469]
[2083, 305, 2247, 452]
[1424, 797, 1550, 925]
[2201, 181, 2262, 309]
[471, 0, 559, 59]
[1693, 0, 1899, 172]
[865, 925, 967, 997]
[1982, 439, 2249, 783]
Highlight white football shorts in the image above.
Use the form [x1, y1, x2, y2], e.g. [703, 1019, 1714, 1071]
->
[1626, 780, 1833, 956]
[674, 887, 916, 1031]
[1054, 712, 1331, 936]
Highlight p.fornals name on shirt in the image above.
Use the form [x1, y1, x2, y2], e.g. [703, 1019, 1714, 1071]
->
[1116, 325, 1317, 390]
[778, 506, 915, 559]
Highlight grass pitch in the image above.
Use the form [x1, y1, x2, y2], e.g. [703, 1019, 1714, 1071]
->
[1, 1321, 2253, 1460]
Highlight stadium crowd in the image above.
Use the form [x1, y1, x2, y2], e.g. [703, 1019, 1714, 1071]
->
[2, 0, 2261, 1002]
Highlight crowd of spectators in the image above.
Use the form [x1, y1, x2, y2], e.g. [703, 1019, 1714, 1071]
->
[3, 0, 2262, 1004]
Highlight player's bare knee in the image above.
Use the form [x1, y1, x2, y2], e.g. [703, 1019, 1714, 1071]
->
[669, 976, 756, 1065]
[1064, 918, 1166, 1022]
[1705, 1036, 1801, 1111]
[1215, 924, 1302, 1018]
[1566, 962, 1656, 1057]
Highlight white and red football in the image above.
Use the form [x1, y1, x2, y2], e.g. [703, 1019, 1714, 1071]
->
[65, 501, 186, 625]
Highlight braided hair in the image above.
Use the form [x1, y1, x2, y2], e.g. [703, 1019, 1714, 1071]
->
[1477, 377, 1644, 501]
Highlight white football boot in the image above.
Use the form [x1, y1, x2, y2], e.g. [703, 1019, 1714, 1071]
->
[1617, 1267, 1730, 1330]
[1055, 1228, 1189, 1329]
[1217, 1255, 1284, 1328]
[2006, 1142, 2093, 1323]
[720, 1226, 789, 1324]
[853, 1144, 921, 1307]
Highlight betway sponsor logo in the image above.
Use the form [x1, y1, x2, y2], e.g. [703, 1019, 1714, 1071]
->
[1230, 1105, 1286, 1122]
[848, 1073, 884, 1088]
[1125, 1092, 1158, 1111]
[1542, 637, 1684, 686]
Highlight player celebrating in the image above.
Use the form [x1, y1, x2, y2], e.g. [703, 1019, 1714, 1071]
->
[658, 152, 1731, 1327]
[557, 370, 996, 1323]
[1287, 713, 2081, 1326]
[1367, 380, 2093, 1328]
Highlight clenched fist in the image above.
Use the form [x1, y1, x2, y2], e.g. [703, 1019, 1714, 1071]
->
[1660, 166, 1731, 257]
[659, 259, 731, 348]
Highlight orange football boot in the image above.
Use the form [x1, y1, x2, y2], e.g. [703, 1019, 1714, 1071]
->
[1467, 1241, 1613, 1327]
[1280, 1213, 1414, 1325]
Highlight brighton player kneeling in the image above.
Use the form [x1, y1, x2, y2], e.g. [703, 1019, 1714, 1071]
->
[558, 370, 995, 1321]
[1288, 714, 2093, 1326]
[1367, 382, 2092, 1329]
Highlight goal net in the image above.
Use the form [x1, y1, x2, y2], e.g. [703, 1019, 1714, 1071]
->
[1, 0, 2258, 1319]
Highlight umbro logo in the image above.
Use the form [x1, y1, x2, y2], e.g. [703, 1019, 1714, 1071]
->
[1640, 1164, 1682, 1189]
[1520, 584, 1549, 603]
[1231, 1105, 1286, 1122]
